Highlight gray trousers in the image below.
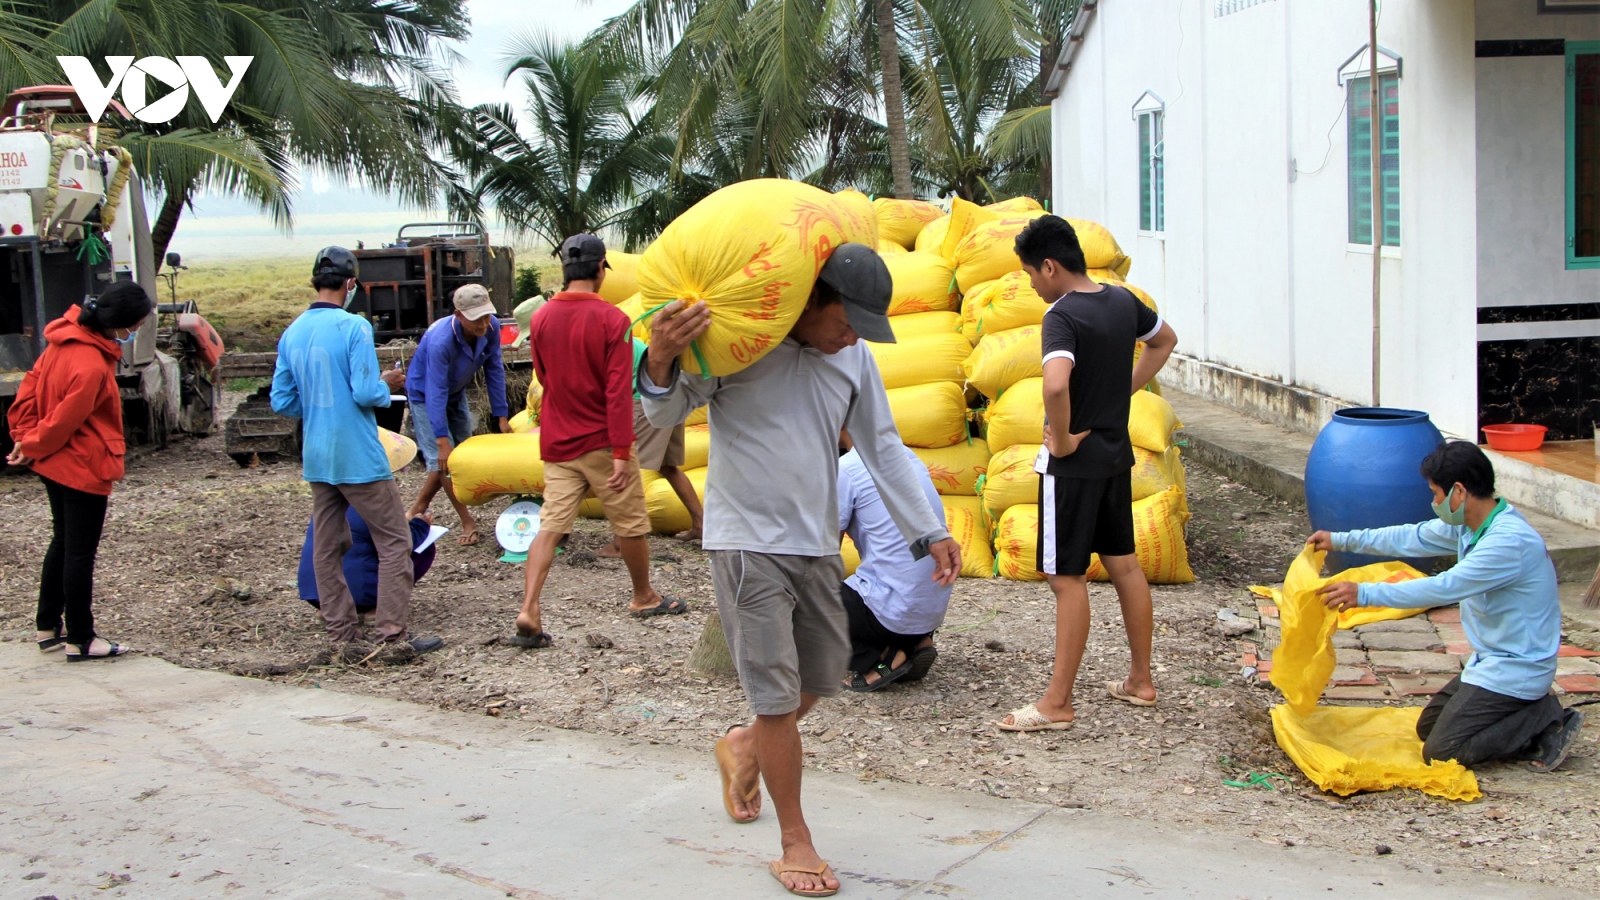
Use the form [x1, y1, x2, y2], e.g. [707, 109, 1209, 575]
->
[1416, 676, 1565, 767]
[710, 551, 848, 716]
[311, 480, 413, 643]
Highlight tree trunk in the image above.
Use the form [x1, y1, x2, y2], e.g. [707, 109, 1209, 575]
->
[150, 188, 187, 268]
[1037, 41, 1059, 206]
[876, 0, 914, 199]
[688, 614, 738, 679]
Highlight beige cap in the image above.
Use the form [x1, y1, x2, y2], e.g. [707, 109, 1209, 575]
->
[453, 284, 496, 321]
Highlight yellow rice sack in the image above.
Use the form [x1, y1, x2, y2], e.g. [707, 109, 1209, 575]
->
[914, 215, 951, 253]
[986, 196, 1044, 213]
[867, 332, 970, 390]
[449, 433, 546, 506]
[616, 293, 653, 343]
[877, 239, 908, 255]
[887, 382, 968, 448]
[1066, 217, 1132, 280]
[686, 405, 708, 427]
[638, 179, 864, 377]
[913, 438, 990, 496]
[599, 250, 643, 304]
[884, 251, 959, 315]
[1087, 267, 1122, 282]
[1090, 274, 1159, 312]
[1272, 705, 1480, 801]
[682, 424, 710, 470]
[962, 325, 1041, 399]
[959, 271, 1050, 342]
[1129, 390, 1181, 452]
[1131, 445, 1185, 503]
[942, 495, 994, 578]
[983, 377, 1043, 454]
[889, 310, 963, 341]
[994, 504, 1044, 581]
[1084, 488, 1194, 584]
[873, 197, 944, 249]
[842, 534, 860, 576]
[979, 442, 1040, 524]
[834, 189, 880, 247]
[949, 210, 1048, 294]
[645, 466, 709, 534]
[508, 409, 536, 433]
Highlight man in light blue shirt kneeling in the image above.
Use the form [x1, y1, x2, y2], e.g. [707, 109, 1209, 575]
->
[1312, 441, 1582, 772]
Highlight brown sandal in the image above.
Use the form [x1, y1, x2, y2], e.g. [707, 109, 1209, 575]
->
[714, 725, 760, 823]
[768, 860, 838, 897]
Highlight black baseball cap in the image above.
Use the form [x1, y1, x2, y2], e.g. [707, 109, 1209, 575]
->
[554, 234, 612, 268]
[818, 242, 895, 343]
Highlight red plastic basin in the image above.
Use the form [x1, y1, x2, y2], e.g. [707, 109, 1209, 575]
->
[1482, 424, 1547, 452]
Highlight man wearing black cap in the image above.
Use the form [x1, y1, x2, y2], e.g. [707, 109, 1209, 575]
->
[640, 242, 959, 897]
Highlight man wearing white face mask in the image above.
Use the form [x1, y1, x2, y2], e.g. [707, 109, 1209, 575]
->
[1310, 440, 1581, 773]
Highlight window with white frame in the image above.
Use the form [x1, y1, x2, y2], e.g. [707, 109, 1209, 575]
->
[1133, 92, 1165, 233]
[1339, 46, 1401, 247]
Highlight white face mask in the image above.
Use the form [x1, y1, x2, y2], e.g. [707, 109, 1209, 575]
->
[344, 281, 358, 309]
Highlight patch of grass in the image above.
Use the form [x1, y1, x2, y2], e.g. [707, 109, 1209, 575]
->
[1188, 673, 1225, 688]
[176, 257, 314, 352]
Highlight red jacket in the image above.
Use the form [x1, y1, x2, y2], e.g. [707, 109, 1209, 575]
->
[7, 306, 127, 495]
[525, 291, 634, 462]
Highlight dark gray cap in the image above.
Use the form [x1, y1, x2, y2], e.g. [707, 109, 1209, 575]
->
[818, 242, 895, 343]
[554, 234, 611, 268]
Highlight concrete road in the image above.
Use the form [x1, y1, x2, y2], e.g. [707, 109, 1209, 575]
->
[0, 644, 1585, 899]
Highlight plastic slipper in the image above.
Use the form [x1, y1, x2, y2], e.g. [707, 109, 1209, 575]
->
[1106, 680, 1157, 707]
[996, 703, 1073, 732]
[768, 860, 838, 898]
[714, 725, 760, 823]
[845, 661, 909, 693]
[37, 629, 66, 652]
[65, 640, 129, 662]
[507, 631, 553, 649]
[630, 597, 688, 618]
[456, 530, 480, 546]
[902, 646, 937, 682]
[1529, 708, 1584, 773]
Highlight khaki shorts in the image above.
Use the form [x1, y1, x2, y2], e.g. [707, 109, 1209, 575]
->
[710, 551, 848, 716]
[633, 399, 685, 472]
[540, 447, 651, 537]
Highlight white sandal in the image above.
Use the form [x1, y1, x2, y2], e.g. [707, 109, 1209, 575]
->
[996, 703, 1073, 732]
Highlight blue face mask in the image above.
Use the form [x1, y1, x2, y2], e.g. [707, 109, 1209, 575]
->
[1431, 484, 1467, 527]
[113, 330, 137, 345]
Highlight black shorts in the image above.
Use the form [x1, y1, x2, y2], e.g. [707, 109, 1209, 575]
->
[1037, 471, 1136, 577]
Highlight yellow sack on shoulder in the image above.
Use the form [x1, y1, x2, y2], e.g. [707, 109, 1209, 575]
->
[683, 424, 710, 470]
[834, 189, 880, 247]
[913, 439, 990, 496]
[889, 310, 963, 342]
[599, 250, 643, 304]
[1131, 445, 1185, 503]
[942, 495, 994, 578]
[1129, 390, 1181, 452]
[449, 433, 545, 506]
[885, 251, 959, 315]
[874, 197, 944, 249]
[979, 442, 1039, 524]
[914, 215, 951, 253]
[639, 179, 862, 377]
[984, 377, 1044, 454]
[645, 466, 709, 534]
[986, 196, 1043, 214]
[887, 382, 968, 448]
[994, 503, 1044, 581]
[1065, 217, 1131, 279]
[963, 325, 1041, 400]
[1084, 487, 1194, 584]
[960, 270, 1051, 342]
[877, 239, 908, 255]
[867, 332, 970, 390]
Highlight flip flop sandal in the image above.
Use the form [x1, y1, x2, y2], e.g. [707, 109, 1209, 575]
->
[902, 646, 938, 682]
[456, 531, 480, 546]
[996, 703, 1073, 732]
[507, 631, 553, 649]
[37, 629, 66, 652]
[1106, 680, 1157, 707]
[714, 725, 760, 824]
[846, 661, 909, 693]
[768, 860, 838, 898]
[630, 597, 688, 618]
[66, 641, 129, 662]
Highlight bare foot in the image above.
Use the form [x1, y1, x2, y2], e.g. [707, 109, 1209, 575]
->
[514, 613, 541, 637]
[722, 724, 762, 821]
[772, 842, 838, 895]
[596, 540, 623, 559]
[998, 698, 1074, 729]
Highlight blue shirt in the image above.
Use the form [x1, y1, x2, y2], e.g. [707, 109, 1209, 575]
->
[271, 307, 392, 484]
[1333, 502, 1560, 701]
[405, 315, 508, 437]
[838, 447, 953, 635]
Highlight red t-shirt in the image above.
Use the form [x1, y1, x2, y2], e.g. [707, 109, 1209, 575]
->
[525, 292, 635, 462]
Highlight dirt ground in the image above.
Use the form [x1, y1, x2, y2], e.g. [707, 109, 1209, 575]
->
[1, 390, 1597, 894]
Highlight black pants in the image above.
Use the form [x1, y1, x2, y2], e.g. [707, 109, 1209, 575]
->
[35, 476, 110, 648]
[1416, 676, 1565, 767]
[840, 582, 931, 675]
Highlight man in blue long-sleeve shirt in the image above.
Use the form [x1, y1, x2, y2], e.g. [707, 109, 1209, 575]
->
[404, 284, 511, 545]
[1312, 441, 1582, 772]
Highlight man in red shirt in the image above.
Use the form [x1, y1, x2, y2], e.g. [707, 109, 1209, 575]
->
[511, 234, 683, 648]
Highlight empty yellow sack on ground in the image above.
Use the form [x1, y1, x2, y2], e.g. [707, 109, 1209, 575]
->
[448, 433, 545, 506]
[889, 310, 963, 341]
[834, 189, 880, 247]
[1131, 446, 1185, 503]
[979, 442, 1040, 524]
[984, 377, 1044, 454]
[885, 251, 960, 315]
[645, 466, 709, 534]
[1083, 487, 1194, 584]
[874, 197, 944, 249]
[914, 439, 990, 496]
[877, 239, 908, 255]
[994, 504, 1044, 581]
[868, 332, 971, 390]
[1271, 705, 1480, 801]
[639, 179, 864, 377]
[960, 271, 1051, 342]
[1129, 390, 1181, 452]
[842, 534, 860, 577]
[962, 325, 1042, 399]
[986, 196, 1043, 214]
[914, 215, 951, 253]
[1065, 217, 1131, 279]
[887, 382, 968, 448]
[942, 495, 994, 578]
[599, 250, 643, 304]
[682, 424, 710, 470]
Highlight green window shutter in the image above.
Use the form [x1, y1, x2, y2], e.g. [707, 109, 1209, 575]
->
[1139, 113, 1153, 232]
[1347, 73, 1400, 247]
[1571, 47, 1600, 265]
[1153, 111, 1165, 232]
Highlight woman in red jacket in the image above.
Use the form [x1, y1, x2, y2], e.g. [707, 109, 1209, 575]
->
[6, 282, 153, 661]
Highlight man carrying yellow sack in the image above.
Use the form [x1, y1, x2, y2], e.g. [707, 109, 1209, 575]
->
[1312, 440, 1582, 773]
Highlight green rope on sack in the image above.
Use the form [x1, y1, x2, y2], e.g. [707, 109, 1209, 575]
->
[633, 300, 712, 380]
[974, 473, 987, 496]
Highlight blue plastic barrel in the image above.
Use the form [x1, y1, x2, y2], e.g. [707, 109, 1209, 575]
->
[1304, 408, 1443, 572]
